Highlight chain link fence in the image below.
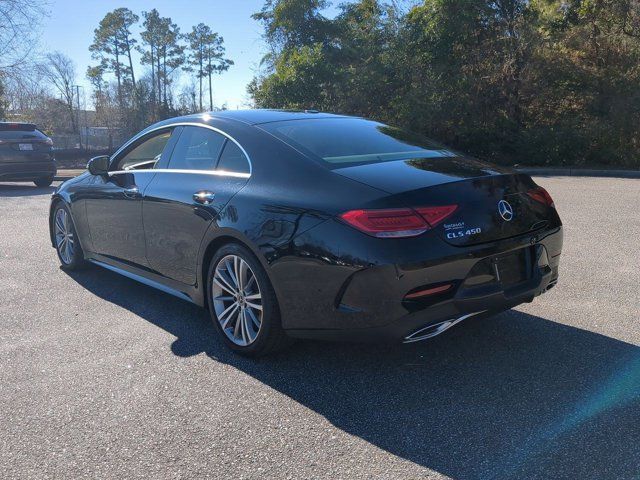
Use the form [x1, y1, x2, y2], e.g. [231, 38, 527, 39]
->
[50, 131, 127, 153]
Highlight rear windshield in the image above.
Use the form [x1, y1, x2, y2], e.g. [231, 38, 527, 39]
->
[260, 118, 457, 167]
[0, 128, 48, 141]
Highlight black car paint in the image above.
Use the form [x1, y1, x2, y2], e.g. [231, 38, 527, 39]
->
[50, 111, 562, 341]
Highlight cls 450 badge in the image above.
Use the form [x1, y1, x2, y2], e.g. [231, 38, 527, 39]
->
[446, 227, 481, 239]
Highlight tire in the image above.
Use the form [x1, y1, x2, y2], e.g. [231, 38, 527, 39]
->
[52, 202, 87, 270]
[34, 176, 54, 187]
[206, 243, 291, 356]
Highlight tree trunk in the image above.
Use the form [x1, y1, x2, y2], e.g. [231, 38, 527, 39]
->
[114, 41, 122, 108]
[163, 49, 168, 107]
[208, 53, 213, 111]
[125, 36, 136, 89]
[150, 44, 156, 117]
[199, 46, 203, 111]
[156, 54, 162, 109]
[68, 103, 77, 133]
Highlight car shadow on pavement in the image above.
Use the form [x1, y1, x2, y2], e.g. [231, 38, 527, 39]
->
[66, 267, 640, 480]
[0, 184, 55, 197]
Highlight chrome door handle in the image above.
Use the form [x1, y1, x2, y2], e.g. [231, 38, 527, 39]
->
[123, 186, 140, 199]
[193, 191, 215, 205]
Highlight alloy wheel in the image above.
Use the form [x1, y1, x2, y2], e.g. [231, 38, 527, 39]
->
[54, 208, 74, 265]
[212, 254, 263, 346]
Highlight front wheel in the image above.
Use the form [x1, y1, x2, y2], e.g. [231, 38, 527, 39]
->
[53, 203, 86, 270]
[207, 243, 290, 356]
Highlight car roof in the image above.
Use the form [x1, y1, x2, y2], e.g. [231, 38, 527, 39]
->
[180, 109, 352, 126]
[0, 122, 38, 130]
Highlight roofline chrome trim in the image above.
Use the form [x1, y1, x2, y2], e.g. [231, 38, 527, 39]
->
[110, 121, 253, 176]
[108, 168, 250, 179]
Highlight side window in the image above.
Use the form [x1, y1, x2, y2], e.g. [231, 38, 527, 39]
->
[217, 140, 250, 174]
[116, 130, 172, 171]
[168, 126, 225, 171]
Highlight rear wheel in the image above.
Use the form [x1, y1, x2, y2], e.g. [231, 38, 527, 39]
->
[207, 243, 290, 356]
[34, 176, 54, 187]
[53, 203, 86, 270]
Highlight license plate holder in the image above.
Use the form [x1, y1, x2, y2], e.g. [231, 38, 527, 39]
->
[19, 143, 34, 151]
[494, 248, 531, 286]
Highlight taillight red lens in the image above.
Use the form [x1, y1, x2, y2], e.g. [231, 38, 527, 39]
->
[339, 204, 458, 238]
[527, 187, 554, 207]
[415, 205, 458, 227]
[339, 208, 428, 238]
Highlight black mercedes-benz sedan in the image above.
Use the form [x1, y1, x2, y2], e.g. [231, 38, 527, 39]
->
[49, 110, 562, 355]
[0, 122, 56, 186]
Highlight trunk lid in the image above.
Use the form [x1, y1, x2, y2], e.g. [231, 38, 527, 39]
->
[0, 130, 53, 163]
[334, 157, 553, 246]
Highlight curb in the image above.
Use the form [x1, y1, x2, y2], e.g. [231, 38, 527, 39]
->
[518, 168, 640, 179]
[54, 169, 84, 181]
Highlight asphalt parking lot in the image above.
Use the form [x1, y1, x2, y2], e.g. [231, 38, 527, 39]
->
[0, 176, 638, 479]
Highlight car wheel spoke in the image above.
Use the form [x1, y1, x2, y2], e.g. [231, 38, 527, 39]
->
[237, 258, 248, 291]
[233, 308, 243, 339]
[243, 274, 256, 293]
[213, 276, 235, 296]
[214, 294, 234, 302]
[246, 301, 262, 311]
[219, 303, 239, 329]
[225, 258, 239, 289]
[55, 214, 65, 233]
[246, 307, 261, 329]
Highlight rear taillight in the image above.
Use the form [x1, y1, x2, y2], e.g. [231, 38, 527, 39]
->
[43, 138, 53, 146]
[340, 208, 428, 238]
[527, 187, 554, 208]
[339, 205, 458, 238]
[415, 205, 458, 226]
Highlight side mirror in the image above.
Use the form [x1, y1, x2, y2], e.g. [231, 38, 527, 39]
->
[87, 155, 110, 176]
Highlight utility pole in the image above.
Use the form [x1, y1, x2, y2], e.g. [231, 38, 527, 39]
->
[74, 85, 83, 150]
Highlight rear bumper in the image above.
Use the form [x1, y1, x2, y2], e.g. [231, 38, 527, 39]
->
[0, 161, 57, 181]
[286, 265, 557, 342]
[282, 225, 562, 342]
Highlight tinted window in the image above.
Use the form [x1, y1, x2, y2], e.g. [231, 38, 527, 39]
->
[260, 118, 456, 167]
[217, 141, 250, 174]
[117, 131, 172, 170]
[168, 126, 226, 171]
[0, 128, 48, 141]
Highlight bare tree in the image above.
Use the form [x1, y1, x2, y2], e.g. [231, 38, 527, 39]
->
[0, 0, 48, 70]
[38, 52, 78, 133]
[0, 0, 48, 119]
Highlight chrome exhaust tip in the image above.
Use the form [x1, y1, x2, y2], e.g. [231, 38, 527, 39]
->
[403, 311, 486, 343]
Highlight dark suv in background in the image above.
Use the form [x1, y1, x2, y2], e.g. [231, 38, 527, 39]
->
[0, 122, 56, 187]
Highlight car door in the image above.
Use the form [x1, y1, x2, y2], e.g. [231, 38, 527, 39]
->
[85, 128, 179, 267]
[143, 125, 251, 285]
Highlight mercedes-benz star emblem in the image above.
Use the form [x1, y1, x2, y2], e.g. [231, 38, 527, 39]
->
[498, 200, 514, 221]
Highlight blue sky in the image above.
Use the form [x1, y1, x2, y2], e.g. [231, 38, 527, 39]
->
[39, 1, 343, 110]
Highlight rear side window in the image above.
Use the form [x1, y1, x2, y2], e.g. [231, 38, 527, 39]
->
[168, 126, 226, 171]
[217, 141, 250, 174]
